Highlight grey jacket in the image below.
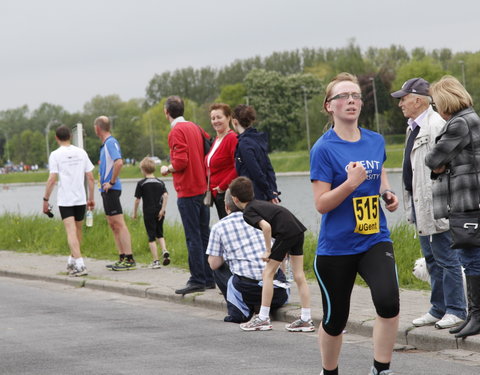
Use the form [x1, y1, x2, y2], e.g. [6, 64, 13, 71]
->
[402, 106, 449, 235]
[425, 107, 480, 219]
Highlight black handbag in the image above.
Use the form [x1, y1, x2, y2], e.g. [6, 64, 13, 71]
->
[448, 119, 480, 249]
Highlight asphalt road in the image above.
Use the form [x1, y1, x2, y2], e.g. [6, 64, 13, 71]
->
[1, 277, 479, 375]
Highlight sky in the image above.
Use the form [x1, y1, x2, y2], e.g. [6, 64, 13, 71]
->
[1, 0, 479, 113]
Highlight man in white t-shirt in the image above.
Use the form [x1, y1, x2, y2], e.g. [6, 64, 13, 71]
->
[43, 125, 95, 276]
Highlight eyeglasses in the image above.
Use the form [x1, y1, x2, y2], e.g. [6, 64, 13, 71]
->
[327, 92, 362, 102]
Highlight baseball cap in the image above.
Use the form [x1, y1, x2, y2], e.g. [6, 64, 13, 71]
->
[391, 78, 430, 98]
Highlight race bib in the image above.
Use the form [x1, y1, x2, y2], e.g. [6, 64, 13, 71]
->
[353, 195, 380, 235]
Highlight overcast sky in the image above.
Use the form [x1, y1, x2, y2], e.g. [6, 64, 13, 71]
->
[1, 0, 478, 113]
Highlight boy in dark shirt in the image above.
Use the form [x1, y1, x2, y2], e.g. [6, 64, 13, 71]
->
[133, 157, 170, 268]
[229, 176, 314, 332]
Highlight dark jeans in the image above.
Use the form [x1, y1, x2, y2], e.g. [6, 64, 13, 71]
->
[177, 194, 213, 286]
[213, 263, 288, 322]
[213, 192, 227, 220]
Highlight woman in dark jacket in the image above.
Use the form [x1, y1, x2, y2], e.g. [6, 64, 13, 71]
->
[232, 105, 279, 203]
[425, 75, 480, 339]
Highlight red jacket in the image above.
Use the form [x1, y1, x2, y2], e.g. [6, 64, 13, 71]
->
[205, 130, 238, 197]
[168, 121, 209, 198]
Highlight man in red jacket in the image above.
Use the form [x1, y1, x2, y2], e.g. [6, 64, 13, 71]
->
[161, 96, 215, 294]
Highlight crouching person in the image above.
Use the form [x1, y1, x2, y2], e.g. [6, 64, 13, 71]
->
[207, 189, 289, 323]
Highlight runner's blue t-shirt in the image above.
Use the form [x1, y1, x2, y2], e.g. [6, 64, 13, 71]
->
[310, 127, 391, 256]
[99, 136, 122, 192]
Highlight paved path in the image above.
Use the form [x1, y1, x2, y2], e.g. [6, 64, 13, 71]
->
[1, 250, 479, 353]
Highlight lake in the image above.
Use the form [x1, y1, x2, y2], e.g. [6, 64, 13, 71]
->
[0, 172, 405, 234]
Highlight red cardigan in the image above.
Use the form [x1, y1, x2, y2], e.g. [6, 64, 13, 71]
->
[205, 130, 238, 197]
[168, 121, 209, 198]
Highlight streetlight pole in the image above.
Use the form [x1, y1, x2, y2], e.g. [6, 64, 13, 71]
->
[459, 60, 466, 89]
[370, 77, 380, 134]
[301, 86, 311, 151]
[2, 130, 10, 163]
[148, 115, 154, 156]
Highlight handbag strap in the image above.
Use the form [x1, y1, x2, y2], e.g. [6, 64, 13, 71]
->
[447, 116, 480, 210]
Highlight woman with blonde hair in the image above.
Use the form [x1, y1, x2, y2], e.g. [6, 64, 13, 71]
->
[310, 72, 400, 375]
[426, 75, 480, 339]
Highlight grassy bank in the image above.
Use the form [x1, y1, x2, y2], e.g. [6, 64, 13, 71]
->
[0, 212, 427, 291]
[0, 144, 404, 184]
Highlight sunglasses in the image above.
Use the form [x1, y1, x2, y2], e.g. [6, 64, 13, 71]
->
[327, 92, 362, 102]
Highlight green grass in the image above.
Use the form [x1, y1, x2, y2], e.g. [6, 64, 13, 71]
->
[0, 212, 189, 271]
[0, 212, 427, 290]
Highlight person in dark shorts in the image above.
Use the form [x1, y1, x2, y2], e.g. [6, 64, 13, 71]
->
[310, 72, 399, 375]
[133, 157, 170, 269]
[229, 176, 313, 332]
[94, 115, 136, 271]
[43, 125, 95, 277]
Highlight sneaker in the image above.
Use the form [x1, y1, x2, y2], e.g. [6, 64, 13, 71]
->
[66, 263, 75, 273]
[148, 260, 161, 269]
[162, 251, 170, 266]
[69, 266, 88, 277]
[285, 318, 315, 332]
[112, 260, 136, 271]
[435, 313, 464, 329]
[412, 312, 440, 327]
[106, 260, 123, 269]
[369, 367, 395, 375]
[240, 314, 272, 331]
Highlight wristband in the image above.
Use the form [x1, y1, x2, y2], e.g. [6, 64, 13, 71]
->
[109, 180, 115, 185]
[43, 197, 49, 202]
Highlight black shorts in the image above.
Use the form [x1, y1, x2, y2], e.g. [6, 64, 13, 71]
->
[59, 205, 86, 221]
[143, 210, 165, 242]
[269, 233, 304, 262]
[314, 241, 400, 336]
[101, 190, 123, 216]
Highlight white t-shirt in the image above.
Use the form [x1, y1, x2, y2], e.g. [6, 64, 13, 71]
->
[48, 145, 95, 206]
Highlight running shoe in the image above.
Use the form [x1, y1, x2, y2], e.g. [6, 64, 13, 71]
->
[285, 318, 315, 332]
[112, 260, 136, 271]
[369, 367, 395, 375]
[69, 266, 88, 277]
[162, 251, 170, 266]
[240, 315, 272, 331]
[66, 263, 75, 273]
[148, 260, 161, 269]
[106, 260, 123, 269]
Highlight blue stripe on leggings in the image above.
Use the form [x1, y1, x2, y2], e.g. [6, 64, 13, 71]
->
[313, 254, 331, 324]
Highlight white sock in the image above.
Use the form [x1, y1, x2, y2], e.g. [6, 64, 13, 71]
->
[75, 257, 85, 268]
[67, 256, 75, 265]
[301, 308, 311, 321]
[259, 306, 270, 321]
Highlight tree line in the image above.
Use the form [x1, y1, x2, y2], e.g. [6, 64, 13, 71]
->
[1, 40, 478, 166]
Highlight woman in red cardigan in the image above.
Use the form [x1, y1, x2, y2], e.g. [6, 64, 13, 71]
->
[206, 103, 238, 219]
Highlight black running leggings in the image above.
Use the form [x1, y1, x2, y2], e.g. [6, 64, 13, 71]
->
[314, 241, 400, 336]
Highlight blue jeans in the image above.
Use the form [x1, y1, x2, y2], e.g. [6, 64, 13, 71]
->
[177, 194, 213, 286]
[419, 231, 466, 319]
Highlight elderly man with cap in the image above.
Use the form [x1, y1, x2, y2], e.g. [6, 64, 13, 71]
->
[391, 78, 466, 329]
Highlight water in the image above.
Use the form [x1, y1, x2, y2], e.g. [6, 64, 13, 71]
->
[0, 172, 405, 234]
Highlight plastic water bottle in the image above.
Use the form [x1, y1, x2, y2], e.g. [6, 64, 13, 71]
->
[286, 257, 294, 283]
[86, 210, 93, 227]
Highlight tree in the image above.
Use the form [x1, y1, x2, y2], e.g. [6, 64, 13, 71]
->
[9, 129, 45, 165]
[244, 69, 322, 151]
[215, 83, 247, 108]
